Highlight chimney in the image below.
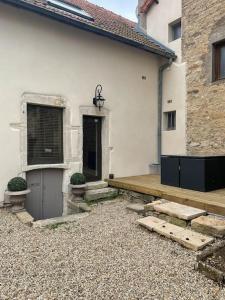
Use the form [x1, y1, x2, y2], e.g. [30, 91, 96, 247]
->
[137, 0, 147, 32]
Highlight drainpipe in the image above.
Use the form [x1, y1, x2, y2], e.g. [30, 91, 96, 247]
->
[157, 58, 173, 164]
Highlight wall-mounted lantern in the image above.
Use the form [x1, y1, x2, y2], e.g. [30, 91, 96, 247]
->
[93, 84, 106, 111]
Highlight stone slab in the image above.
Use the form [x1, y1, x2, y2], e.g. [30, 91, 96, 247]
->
[16, 211, 34, 225]
[191, 215, 225, 238]
[153, 212, 188, 228]
[154, 202, 206, 220]
[126, 203, 145, 214]
[87, 181, 108, 190]
[154, 222, 184, 239]
[85, 188, 118, 202]
[144, 200, 165, 212]
[137, 216, 166, 231]
[138, 216, 214, 251]
[172, 229, 214, 251]
[32, 213, 89, 228]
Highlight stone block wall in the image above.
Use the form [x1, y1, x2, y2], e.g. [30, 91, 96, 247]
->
[183, 0, 225, 153]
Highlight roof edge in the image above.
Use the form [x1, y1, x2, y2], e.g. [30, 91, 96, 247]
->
[0, 0, 175, 59]
[140, 0, 159, 14]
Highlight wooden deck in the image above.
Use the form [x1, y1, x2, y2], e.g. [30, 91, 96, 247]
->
[108, 175, 225, 216]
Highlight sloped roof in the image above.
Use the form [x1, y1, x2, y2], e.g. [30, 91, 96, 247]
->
[140, 0, 158, 14]
[1, 0, 175, 59]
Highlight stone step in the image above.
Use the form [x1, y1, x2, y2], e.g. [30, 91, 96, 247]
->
[16, 211, 34, 226]
[126, 203, 145, 214]
[191, 215, 225, 238]
[154, 201, 206, 221]
[138, 216, 214, 251]
[87, 181, 108, 190]
[32, 213, 89, 228]
[85, 188, 118, 202]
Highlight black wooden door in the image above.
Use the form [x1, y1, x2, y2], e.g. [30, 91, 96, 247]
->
[83, 116, 102, 182]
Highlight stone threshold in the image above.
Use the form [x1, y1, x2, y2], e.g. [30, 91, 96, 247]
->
[32, 212, 89, 228]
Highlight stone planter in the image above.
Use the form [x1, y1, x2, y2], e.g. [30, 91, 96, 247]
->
[70, 184, 87, 202]
[4, 189, 30, 213]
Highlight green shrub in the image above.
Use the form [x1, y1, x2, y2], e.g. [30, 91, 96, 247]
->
[7, 177, 27, 192]
[70, 173, 86, 185]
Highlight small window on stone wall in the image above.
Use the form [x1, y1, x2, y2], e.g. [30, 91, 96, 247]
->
[164, 111, 176, 131]
[214, 41, 225, 81]
[169, 19, 181, 42]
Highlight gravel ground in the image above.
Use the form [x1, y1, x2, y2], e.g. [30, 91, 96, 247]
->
[0, 198, 224, 300]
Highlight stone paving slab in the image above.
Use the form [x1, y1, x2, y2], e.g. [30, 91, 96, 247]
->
[154, 222, 184, 239]
[172, 229, 214, 251]
[126, 203, 145, 214]
[16, 211, 34, 226]
[154, 202, 206, 220]
[137, 216, 166, 231]
[32, 213, 89, 228]
[138, 216, 214, 251]
[191, 215, 225, 238]
[144, 199, 165, 212]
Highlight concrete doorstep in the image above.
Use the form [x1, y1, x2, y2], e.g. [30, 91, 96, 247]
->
[138, 216, 214, 251]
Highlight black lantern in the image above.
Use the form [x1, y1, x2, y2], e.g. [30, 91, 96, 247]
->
[93, 84, 105, 111]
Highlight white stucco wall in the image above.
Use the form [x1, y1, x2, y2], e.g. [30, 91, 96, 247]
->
[146, 0, 186, 155]
[0, 3, 161, 198]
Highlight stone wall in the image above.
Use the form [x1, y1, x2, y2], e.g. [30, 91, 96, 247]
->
[183, 0, 225, 153]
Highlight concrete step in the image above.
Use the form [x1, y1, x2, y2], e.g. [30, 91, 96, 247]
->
[138, 216, 214, 251]
[85, 188, 118, 202]
[87, 181, 108, 190]
[154, 201, 206, 221]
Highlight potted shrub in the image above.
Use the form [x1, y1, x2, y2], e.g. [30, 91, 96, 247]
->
[70, 173, 87, 201]
[5, 177, 30, 212]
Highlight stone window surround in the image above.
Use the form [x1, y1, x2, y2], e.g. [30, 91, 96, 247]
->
[20, 92, 71, 173]
[209, 32, 225, 84]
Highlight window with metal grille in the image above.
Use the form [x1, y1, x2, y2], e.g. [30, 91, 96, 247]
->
[164, 111, 176, 131]
[27, 104, 63, 165]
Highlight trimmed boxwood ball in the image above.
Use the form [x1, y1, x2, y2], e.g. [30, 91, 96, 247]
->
[7, 177, 27, 192]
[70, 173, 86, 185]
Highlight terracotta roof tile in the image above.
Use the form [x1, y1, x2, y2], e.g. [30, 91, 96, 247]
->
[2, 0, 174, 58]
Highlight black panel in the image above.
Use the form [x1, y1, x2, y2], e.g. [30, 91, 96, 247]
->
[161, 156, 180, 187]
[83, 116, 102, 182]
[180, 158, 205, 191]
[161, 155, 225, 192]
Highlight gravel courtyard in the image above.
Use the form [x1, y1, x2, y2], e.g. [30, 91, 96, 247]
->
[0, 199, 224, 300]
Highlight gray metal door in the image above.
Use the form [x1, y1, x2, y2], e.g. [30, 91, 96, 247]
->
[25, 169, 63, 220]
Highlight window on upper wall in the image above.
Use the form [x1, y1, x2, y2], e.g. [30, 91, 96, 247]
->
[169, 19, 181, 42]
[164, 111, 176, 131]
[27, 104, 64, 165]
[213, 41, 225, 81]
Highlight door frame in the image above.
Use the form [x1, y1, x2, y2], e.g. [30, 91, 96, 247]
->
[80, 106, 110, 181]
[83, 116, 102, 182]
